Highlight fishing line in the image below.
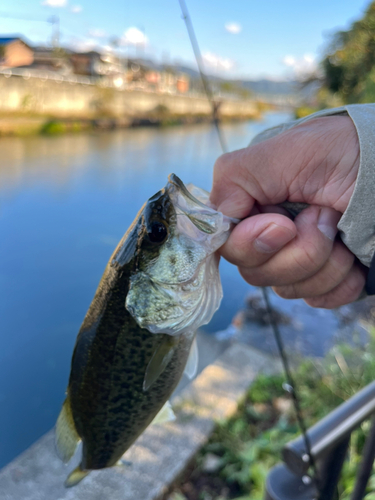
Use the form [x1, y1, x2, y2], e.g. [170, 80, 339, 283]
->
[178, 0, 227, 153]
[178, 0, 320, 489]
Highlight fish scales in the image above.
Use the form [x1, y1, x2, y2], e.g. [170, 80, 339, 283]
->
[67, 215, 192, 470]
[69, 270, 191, 470]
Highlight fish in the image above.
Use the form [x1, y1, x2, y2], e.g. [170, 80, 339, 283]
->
[55, 173, 236, 487]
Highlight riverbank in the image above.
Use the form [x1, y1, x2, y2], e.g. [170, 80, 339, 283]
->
[0, 111, 262, 137]
[0, 73, 263, 136]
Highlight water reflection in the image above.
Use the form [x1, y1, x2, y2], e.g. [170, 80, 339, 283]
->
[0, 112, 295, 468]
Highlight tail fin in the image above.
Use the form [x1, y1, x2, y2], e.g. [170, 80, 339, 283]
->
[65, 466, 90, 488]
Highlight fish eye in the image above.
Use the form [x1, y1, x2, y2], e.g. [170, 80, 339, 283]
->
[147, 221, 168, 244]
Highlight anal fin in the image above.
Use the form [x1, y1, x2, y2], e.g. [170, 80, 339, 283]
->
[151, 400, 176, 425]
[184, 336, 198, 380]
[55, 396, 80, 463]
[65, 466, 89, 488]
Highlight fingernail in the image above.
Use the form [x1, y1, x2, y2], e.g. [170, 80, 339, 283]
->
[317, 208, 339, 241]
[254, 223, 295, 253]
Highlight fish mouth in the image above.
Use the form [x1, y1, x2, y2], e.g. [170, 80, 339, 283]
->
[167, 174, 208, 206]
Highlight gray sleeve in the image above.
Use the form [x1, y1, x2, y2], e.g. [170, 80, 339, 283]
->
[249, 104, 375, 267]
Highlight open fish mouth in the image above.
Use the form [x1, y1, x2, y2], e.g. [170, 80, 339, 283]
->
[125, 173, 238, 337]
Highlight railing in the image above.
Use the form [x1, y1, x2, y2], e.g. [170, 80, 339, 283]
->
[0, 68, 216, 99]
[265, 381, 375, 500]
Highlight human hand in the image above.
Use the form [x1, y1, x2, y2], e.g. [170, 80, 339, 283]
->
[210, 116, 366, 308]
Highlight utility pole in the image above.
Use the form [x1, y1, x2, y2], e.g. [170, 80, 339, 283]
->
[48, 15, 60, 48]
[0, 12, 56, 46]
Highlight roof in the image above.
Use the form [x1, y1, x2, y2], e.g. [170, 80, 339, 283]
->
[0, 37, 19, 45]
[0, 35, 32, 49]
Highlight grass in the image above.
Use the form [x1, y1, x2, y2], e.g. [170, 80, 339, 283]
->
[166, 330, 375, 500]
[294, 106, 319, 119]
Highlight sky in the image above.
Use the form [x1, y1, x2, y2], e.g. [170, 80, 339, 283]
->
[0, 0, 371, 79]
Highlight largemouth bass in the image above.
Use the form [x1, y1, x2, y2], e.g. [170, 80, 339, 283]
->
[55, 174, 236, 487]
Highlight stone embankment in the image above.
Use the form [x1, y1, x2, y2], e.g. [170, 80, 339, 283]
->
[0, 74, 260, 135]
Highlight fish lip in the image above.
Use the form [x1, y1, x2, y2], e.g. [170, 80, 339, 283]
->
[167, 173, 210, 210]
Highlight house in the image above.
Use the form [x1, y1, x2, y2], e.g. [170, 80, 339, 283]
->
[70, 51, 125, 77]
[31, 46, 73, 75]
[70, 51, 99, 76]
[176, 73, 189, 93]
[0, 36, 34, 68]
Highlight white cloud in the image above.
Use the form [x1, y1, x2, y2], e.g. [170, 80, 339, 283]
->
[121, 27, 148, 46]
[225, 22, 242, 34]
[282, 53, 317, 77]
[203, 51, 235, 72]
[89, 29, 107, 38]
[71, 5, 82, 13]
[70, 38, 98, 52]
[41, 0, 67, 7]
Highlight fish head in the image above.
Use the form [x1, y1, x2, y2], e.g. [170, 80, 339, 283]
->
[125, 173, 237, 336]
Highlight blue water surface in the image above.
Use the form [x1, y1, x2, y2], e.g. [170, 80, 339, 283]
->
[0, 112, 296, 468]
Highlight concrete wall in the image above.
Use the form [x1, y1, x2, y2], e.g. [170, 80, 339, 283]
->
[0, 74, 258, 119]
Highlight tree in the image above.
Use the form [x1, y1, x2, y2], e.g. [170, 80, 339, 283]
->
[322, 1, 375, 103]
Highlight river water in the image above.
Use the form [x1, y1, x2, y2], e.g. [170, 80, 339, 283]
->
[0, 111, 362, 469]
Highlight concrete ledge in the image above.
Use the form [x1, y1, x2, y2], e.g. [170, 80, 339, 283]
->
[0, 343, 279, 500]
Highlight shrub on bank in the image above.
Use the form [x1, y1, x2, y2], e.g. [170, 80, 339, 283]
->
[167, 329, 375, 500]
[295, 106, 319, 119]
[41, 121, 67, 135]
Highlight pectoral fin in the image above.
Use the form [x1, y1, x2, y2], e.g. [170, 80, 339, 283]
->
[55, 396, 80, 463]
[116, 458, 133, 467]
[184, 336, 198, 380]
[143, 337, 177, 392]
[151, 400, 176, 425]
[65, 466, 89, 488]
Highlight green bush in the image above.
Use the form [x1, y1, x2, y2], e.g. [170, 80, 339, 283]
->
[169, 329, 375, 500]
[41, 121, 67, 135]
[295, 106, 318, 119]
[71, 122, 82, 132]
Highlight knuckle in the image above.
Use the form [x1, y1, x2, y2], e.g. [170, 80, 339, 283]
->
[213, 152, 233, 175]
[330, 242, 354, 276]
[291, 240, 326, 277]
[305, 267, 365, 309]
[339, 270, 365, 302]
[304, 296, 327, 309]
[273, 285, 299, 299]
[239, 267, 273, 287]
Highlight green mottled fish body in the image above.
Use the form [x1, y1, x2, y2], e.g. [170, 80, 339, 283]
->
[56, 174, 235, 487]
[67, 248, 193, 471]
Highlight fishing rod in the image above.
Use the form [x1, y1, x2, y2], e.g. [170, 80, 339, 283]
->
[178, 0, 320, 490]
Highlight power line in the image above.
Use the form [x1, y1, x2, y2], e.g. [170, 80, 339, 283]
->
[0, 11, 53, 23]
[0, 12, 60, 47]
